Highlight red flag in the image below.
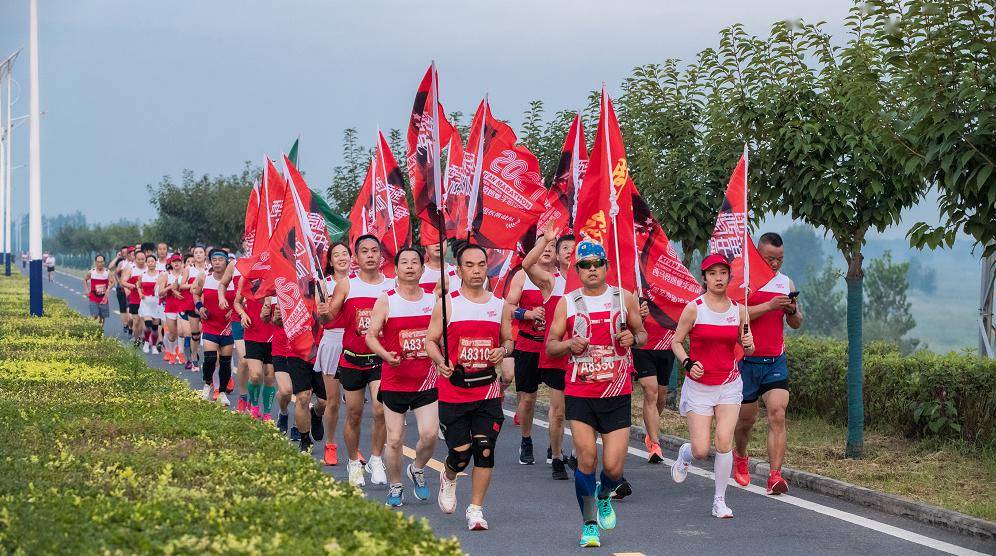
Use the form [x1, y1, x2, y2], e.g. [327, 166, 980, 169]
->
[374, 130, 411, 259]
[407, 63, 454, 243]
[242, 180, 261, 255]
[463, 98, 546, 249]
[569, 88, 638, 293]
[236, 158, 290, 295]
[707, 150, 774, 303]
[348, 156, 375, 250]
[283, 155, 332, 275]
[539, 114, 588, 235]
[441, 131, 469, 241]
[488, 248, 520, 297]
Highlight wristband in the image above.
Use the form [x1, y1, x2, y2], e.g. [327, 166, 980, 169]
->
[513, 307, 527, 321]
[195, 301, 204, 310]
[785, 308, 797, 316]
[683, 357, 696, 372]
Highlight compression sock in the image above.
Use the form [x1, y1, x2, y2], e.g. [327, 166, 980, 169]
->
[714, 450, 733, 500]
[262, 385, 276, 413]
[247, 382, 261, 407]
[598, 470, 622, 499]
[574, 468, 597, 522]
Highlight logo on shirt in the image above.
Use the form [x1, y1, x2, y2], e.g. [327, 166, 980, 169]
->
[487, 310, 497, 318]
[726, 316, 736, 323]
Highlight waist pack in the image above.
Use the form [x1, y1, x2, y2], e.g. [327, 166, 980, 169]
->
[450, 364, 497, 389]
[343, 348, 381, 368]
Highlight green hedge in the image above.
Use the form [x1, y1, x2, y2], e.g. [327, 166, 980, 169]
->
[785, 336, 996, 445]
[0, 274, 460, 555]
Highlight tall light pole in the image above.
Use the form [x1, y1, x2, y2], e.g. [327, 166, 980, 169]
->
[27, 0, 42, 316]
[3, 51, 19, 277]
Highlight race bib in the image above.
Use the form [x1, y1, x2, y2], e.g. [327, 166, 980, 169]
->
[573, 344, 625, 383]
[94, 284, 106, 296]
[400, 328, 428, 359]
[458, 337, 493, 369]
[354, 308, 372, 336]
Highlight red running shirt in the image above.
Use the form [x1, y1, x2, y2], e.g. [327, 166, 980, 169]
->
[379, 289, 437, 393]
[337, 275, 395, 370]
[563, 287, 633, 399]
[164, 272, 185, 314]
[513, 274, 546, 353]
[537, 273, 568, 371]
[88, 269, 110, 303]
[418, 264, 461, 294]
[126, 263, 142, 304]
[687, 295, 741, 386]
[200, 273, 235, 336]
[746, 272, 791, 357]
[438, 290, 504, 404]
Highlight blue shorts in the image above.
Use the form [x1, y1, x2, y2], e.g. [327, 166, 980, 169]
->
[202, 332, 234, 347]
[739, 353, 789, 403]
[230, 321, 244, 341]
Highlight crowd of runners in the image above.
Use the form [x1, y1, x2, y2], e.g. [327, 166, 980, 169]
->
[79, 229, 802, 548]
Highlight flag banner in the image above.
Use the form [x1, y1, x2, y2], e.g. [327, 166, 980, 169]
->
[488, 248, 520, 298]
[463, 98, 546, 249]
[407, 63, 454, 242]
[284, 156, 332, 273]
[262, 157, 287, 240]
[539, 114, 588, 235]
[242, 180, 261, 255]
[442, 131, 469, 242]
[236, 158, 291, 294]
[349, 157, 376, 250]
[707, 153, 774, 303]
[288, 138, 300, 167]
[310, 190, 350, 242]
[569, 88, 638, 294]
[375, 130, 412, 259]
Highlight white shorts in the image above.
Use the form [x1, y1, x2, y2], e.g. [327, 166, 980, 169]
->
[138, 297, 164, 320]
[315, 328, 345, 375]
[679, 376, 743, 417]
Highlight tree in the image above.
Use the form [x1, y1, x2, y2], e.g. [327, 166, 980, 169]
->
[797, 257, 846, 338]
[328, 128, 370, 214]
[906, 256, 936, 294]
[780, 223, 825, 287]
[863, 250, 918, 352]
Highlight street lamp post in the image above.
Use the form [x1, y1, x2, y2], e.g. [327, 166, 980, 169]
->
[27, 0, 42, 316]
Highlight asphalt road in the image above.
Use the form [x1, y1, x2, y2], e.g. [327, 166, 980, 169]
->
[39, 268, 996, 556]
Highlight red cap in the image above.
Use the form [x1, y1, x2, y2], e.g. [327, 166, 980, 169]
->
[700, 253, 731, 272]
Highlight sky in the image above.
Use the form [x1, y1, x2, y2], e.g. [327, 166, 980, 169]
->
[0, 0, 944, 239]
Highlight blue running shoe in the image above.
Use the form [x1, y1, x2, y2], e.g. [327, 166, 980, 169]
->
[594, 483, 617, 530]
[290, 425, 300, 442]
[277, 412, 289, 434]
[386, 484, 404, 507]
[579, 523, 600, 548]
[407, 464, 430, 501]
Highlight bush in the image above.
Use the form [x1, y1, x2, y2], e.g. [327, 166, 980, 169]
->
[0, 274, 460, 555]
[786, 336, 996, 445]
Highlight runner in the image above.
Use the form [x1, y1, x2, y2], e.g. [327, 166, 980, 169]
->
[138, 254, 163, 354]
[181, 246, 208, 373]
[519, 225, 571, 479]
[193, 249, 236, 406]
[154, 242, 171, 353]
[268, 298, 299, 439]
[110, 246, 132, 335]
[734, 232, 803, 494]
[424, 243, 513, 531]
[273, 285, 327, 454]
[669, 254, 754, 519]
[365, 247, 438, 507]
[44, 252, 55, 282]
[632, 308, 676, 465]
[420, 242, 460, 294]
[83, 254, 114, 328]
[314, 241, 352, 465]
[177, 253, 197, 370]
[546, 239, 646, 548]
[159, 254, 187, 365]
[322, 234, 394, 486]
[232, 268, 277, 423]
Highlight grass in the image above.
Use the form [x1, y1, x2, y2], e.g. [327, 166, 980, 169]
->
[0, 273, 461, 555]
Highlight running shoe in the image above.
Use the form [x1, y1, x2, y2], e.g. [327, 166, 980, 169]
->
[212, 388, 220, 401]
[567, 453, 578, 471]
[299, 434, 313, 454]
[277, 412, 289, 434]
[733, 453, 751, 487]
[289, 425, 300, 442]
[407, 464, 430, 500]
[310, 408, 324, 441]
[579, 523, 600, 548]
[671, 442, 691, 483]
[217, 392, 231, 407]
[200, 385, 212, 401]
[712, 497, 733, 518]
[175, 349, 185, 364]
[366, 456, 388, 485]
[551, 457, 568, 480]
[465, 505, 488, 531]
[611, 479, 632, 501]
[226, 377, 234, 391]
[356, 449, 366, 465]
[767, 470, 789, 495]
[645, 435, 664, 464]
[150, 345, 159, 355]
[519, 437, 535, 465]
[249, 406, 261, 420]
[438, 470, 457, 514]
[184, 360, 193, 371]
[164, 351, 174, 364]
[142, 342, 150, 354]
[593, 484, 616, 530]
[546, 446, 553, 464]
[386, 484, 404, 507]
[236, 399, 248, 414]
[347, 460, 366, 487]
[323, 443, 338, 466]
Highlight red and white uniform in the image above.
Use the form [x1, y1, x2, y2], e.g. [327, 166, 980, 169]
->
[164, 271, 185, 315]
[240, 276, 274, 343]
[687, 296, 741, 385]
[88, 268, 110, 303]
[181, 265, 205, 314]
[419, 263, 461, 294]
[537, 272, 568, 371]
[201, 273, 235, 336]
[438, 290, 504, 404]
[336, 275, 395, 369]
[271, 305, 291, 359]
[126, 262, 142, 304]
[514, 274, 546, 353]
[746, 272, 791, 357]
[315, 274, 345, 373]
[563, 287, 633, 399]
[380, 289, 437, 393]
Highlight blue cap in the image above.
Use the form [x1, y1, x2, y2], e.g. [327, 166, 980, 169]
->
[575, 239, 607, 263]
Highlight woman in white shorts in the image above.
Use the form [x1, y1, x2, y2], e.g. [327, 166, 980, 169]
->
[137, 254, 165, 354]
[669, 253, 754, 519]
[315, 242, 353, 466]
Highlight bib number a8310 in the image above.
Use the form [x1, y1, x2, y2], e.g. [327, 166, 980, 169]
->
[458, 337, 493, 369]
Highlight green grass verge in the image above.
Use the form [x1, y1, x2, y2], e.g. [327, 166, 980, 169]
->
[0, 274, 461, 555]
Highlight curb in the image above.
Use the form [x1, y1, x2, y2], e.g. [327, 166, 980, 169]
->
[503, 392, 996, 541]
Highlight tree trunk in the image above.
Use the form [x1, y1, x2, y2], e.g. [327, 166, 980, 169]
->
[681, 241, 695, 271]
[844, 242, 865, 459]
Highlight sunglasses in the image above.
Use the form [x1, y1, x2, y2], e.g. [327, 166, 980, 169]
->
[576, 259, 607, 270]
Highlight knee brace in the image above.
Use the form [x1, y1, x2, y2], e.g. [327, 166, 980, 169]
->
[472, 436, 495, 468]
[144, 319, 154, 330]
[202, 350, 218, 382]
[191, 331, 201, 342]
[445, 447, 472, 473]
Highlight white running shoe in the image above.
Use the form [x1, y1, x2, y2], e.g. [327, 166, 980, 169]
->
[217, 392, 230, 407]
[671, 442, 691, 483]
[201, 385, 212, 400]
[142, 342, 150, 354]
[151, 345, 159, 355]
[347, 460, 366, 487]
[438, 470, 457, 514]
[366, 456, 388, 485]
[712, 497, 734, 518]
[466, 505, 488, 531]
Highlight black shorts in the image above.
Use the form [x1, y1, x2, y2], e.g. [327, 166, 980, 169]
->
[272, 355, 288, 373]
[566, 394, 632, 434]
[116, 288, 128, 313]
[244, 340, 272, 365]
[438, 398, 504, 449]
[185, 309, 200, 320]
[633, 348, 676, 386]
[513, 349, 542, 393]
[337, 364, 382, 392]
[127, 303, 140, 315]
[378, 389, 438, 414]
[287, 356, 326, 398]
[47, 266, 55, 272]
[535, 368, 566, 391]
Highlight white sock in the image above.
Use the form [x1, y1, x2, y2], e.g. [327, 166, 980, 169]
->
[714, 450, 733, 500]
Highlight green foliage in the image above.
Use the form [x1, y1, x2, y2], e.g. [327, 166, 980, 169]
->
[906, 256, 937, 294]
[796, 257, 846, 338]
[46, 221, 151, 262]
[0, 274, 459, 555]
[147, 163, 258, 249]
[786, 335, 996, 445]
[863, 250, 918, 350]
[779, 223, 825, 287]
[328, 128, 370, 214]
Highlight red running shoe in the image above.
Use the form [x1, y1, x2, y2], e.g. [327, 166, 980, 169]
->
[767, 470, 788, 495]
[356, 449, 366, 465]
[644, 435, 664, 464]
[235, 398, 247, 413]
[227, 377, 235, 391]
[323, 443, 338, 466]
[733, 453, 751, 487]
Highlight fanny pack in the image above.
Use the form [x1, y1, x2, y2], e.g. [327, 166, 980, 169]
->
[518, 330, 545, 342]
[450, 364, 497, 389]
[343, 348, 381, 368]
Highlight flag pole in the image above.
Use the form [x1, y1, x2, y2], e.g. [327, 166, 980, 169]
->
[602, 87, 627, 330]
[742, 143, 750, 333]
[431, 62, 450, 366]
[285, 155, 328, 301]
[377, 128, 401, 256]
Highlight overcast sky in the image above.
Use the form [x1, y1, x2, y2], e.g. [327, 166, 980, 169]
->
[2, 0, 945, 239]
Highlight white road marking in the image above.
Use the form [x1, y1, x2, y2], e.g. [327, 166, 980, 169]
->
[505, 409, 986, 556]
